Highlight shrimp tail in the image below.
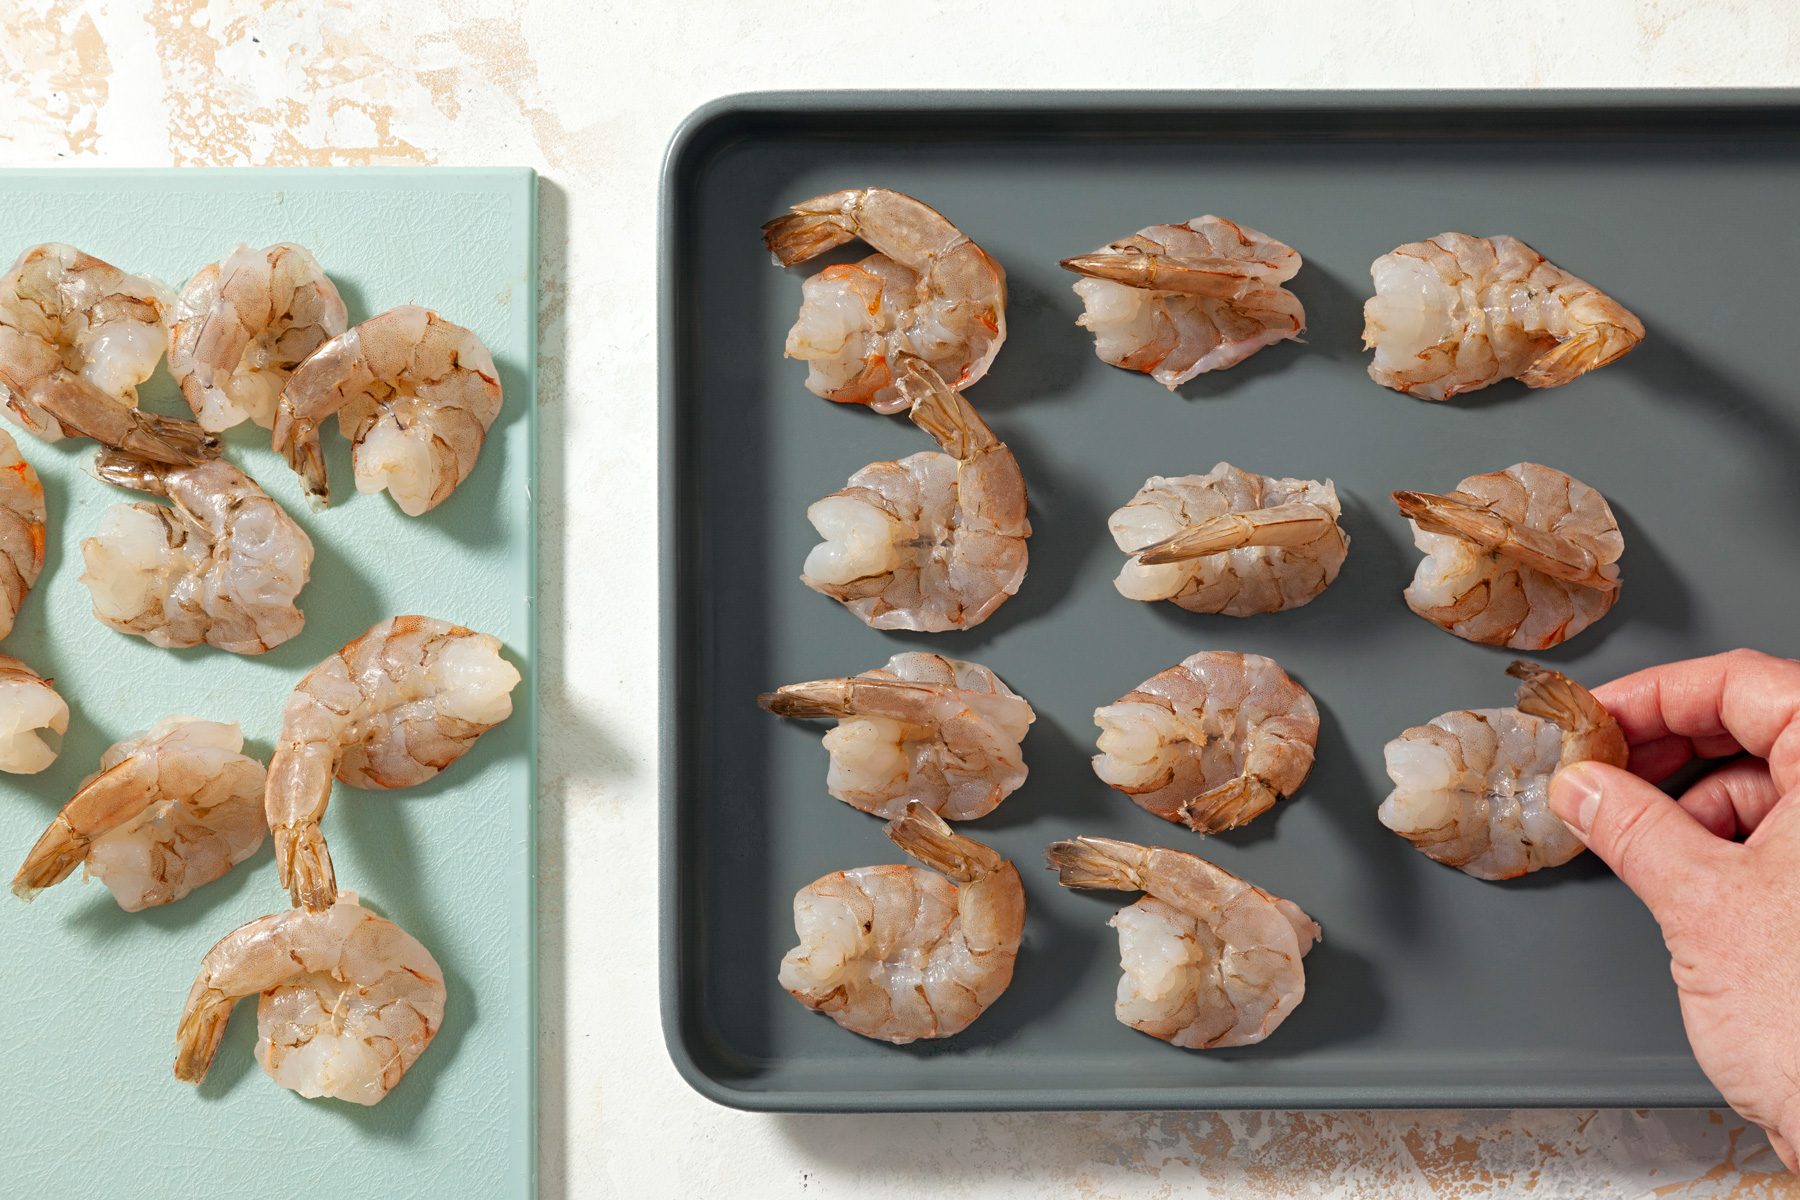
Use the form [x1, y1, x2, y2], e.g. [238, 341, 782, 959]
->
[274, 822, 338, 911]
[1507, 661, 1628, 767]
[761, 200, 861, 267]
[1518, 311, 1643, 390]
[759, 677, 948, 724]
[173, 989, 235, 1085]
[34, 378, 219, 466]
[92, 447, 171, 495]
[10, 817, 84, 901]
[1177, 773, 1280, 833]
[885, 802, 1002, 883]
[1394, 488, 1619, 593]
[270, 410, 329, 510]
[1045, 836, 1150, 893]
[901, 357, 996, 458]
[1137, 502, 1337, 564]
[1060, 248, 1255, 299]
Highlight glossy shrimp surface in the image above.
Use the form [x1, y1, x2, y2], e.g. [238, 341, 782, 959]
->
[802, 359, 1028, 631]
[267, 615, 520, 910]
[1048, 836, 1319, 1049]
[760, 651, 1035, 820]
[1062, 216, 1304, 388]
[1395, 461, 1621, 650]
[12, 716, 264, 911]
[174, 894, 445, 1105]
[1110, 462, 1348, 615]
[1380, 662, 1627, 880]
[764, 187, 1006, 413]
[0, 653, 68, 774]
[0, 428, 46, 641]
[1363, 233, 1643, 401]
[168, 243, 348, 432]
[779, 803, 1024, 1044]
[1094, 651, 1317, 834]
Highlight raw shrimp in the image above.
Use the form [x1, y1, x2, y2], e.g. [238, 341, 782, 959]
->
[12, 716, 264, 911]
[267, 615, 521, 910]
[779, 802, 1024, 1044]
[0, 654, 67, 774]
[1394, 461, 1621, 650]
[0, 428, 46, 640]
[1110, 463, 1348, 615]
[168, 243, 348, 431]
[1363, 233, 1644, 401]
[801, 358, 1029, 631]
[759, 652, 1035, 820]
[274, 305, 502, 515]
[0, 243, 217, 464]
[1048, 836, 1319, 1048]
[174, 894, 445, 1105]
[80, 450, 315, 654]
[1379, 661, 1628, 879]
[1061, 216, 1305, 388]
[1093, 652, 1317, 834]
[763, 187, 1006, 413]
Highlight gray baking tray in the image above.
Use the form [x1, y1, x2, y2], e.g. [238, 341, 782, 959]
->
[660, 90, 1800, 1112]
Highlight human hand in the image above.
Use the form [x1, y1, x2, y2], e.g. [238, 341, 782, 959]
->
[1547, 649, 1800, 1171]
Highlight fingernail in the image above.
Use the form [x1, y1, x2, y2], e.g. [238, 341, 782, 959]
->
[1549, 765, 1602, 836]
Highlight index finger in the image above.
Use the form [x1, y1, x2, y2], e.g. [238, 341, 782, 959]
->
[1593, 649, 1800, 792]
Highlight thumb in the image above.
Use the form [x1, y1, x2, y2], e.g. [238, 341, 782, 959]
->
[1548, 762, 1728, 919]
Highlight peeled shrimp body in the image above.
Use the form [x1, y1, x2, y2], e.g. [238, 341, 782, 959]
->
[268, 615, 521, 910]
[1395, 461, 1621, 650]
[0, 428, 46, 640]
[1048, 836, 1318, 1048]
[1062, 217, 1305, 388]
[0, 654, 67, 774]
[1363, 233, 1644, 401]
[168, 243, 348, 432]
[0, 243, 217, 464]
[1110, 463, 1348, 615]
[174, 893, 445, 1105]
[1380, 661, 1627, 880]
[12, 717, 264, 911]
[764, 187, 1006, 413]
[1094, 651, 1317, 834]
[80, 450, 314, 654]
[759, 652, 1035, 820]
[274, 305, 502, 515]
[802, 358, 1028, 631]
[779, 802, 1024, 1044]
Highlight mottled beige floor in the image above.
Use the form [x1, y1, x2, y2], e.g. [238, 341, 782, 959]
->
[7, 2, 1800, 1197]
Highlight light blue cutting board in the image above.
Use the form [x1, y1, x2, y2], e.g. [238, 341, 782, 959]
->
[0, 170, 536, 1199]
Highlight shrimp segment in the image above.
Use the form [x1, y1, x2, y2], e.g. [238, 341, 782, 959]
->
[80, 450, 314, 654]
[759, 651, 1035, 820]
[1048, 836, 1318, 1048]
[0, 243, 218, 464]
[1062, 216, 1305, 388]
[764, 187, 1006, 412]
[779, 803, 1024, 1044]
[174, 895, 445, 1105]
[802, 358, 1029, 631]
[274, 305, 502, 515]
[12, 717, 264, 910]
[0, 428, 46, 641]
[1093, 651, 1318, 833]
[168, 243, 348, 431]
[1395, 462, 1622, 650]
[1363, 233, 1643, 400]
[1111, 463, 1348, 615]
[267, 616, 521, 911]
[0, 653, 68, 774]
[1379, 662, 1627, 879]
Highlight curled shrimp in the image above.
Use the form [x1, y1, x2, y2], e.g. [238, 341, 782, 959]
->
[168, 243, 348, 432]
[1363, 233, 1644, 401]
[267, 615, 521, 910]
[174, 893, 445, 1105]
[1061, 216, 1305, 388]
[759, 651, 1035, 820]
[0, 243, 217, 464]
[0, 428, 46, 640]
[0, 653, 67, 774]
[80, 450, 315, 654]
[763, 187, 1006, 413]
[1048, 836, 1319, 1049]
[779, 802, 1024, 1044]
[1110, 462, 1348, 615]
[1093, 651, 1318, 834]
[12, 716, 264, 911]
[274, 306, 503, 515]
[801, 358, 1029, 631]
[1380, 661, 1628, 880]
[1395, 461, 1622, 650]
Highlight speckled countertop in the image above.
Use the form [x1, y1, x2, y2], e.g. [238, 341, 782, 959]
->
[7, 2, 1800, 1197]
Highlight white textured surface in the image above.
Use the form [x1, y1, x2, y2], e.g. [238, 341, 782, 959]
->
[7, 2, 1800, 1197]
